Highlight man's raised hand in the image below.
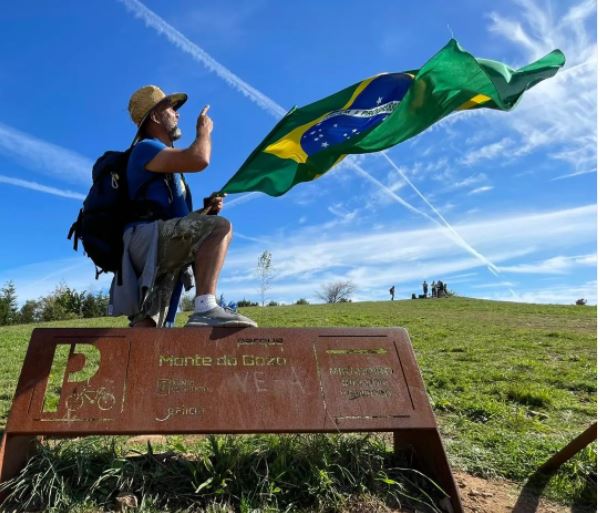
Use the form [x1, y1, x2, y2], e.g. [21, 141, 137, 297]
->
[196, 104, 213, 135]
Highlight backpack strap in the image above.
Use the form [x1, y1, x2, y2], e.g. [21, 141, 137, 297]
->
[181, 173, 194, 212]
[67, 209, 83, 251]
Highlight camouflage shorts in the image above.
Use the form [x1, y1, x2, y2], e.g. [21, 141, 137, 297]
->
[134, 210, 223, 326]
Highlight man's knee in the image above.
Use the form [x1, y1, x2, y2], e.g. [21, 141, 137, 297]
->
[210, 216, 232, 240]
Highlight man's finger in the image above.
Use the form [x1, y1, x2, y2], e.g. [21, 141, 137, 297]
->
[200, 105, 210, 116]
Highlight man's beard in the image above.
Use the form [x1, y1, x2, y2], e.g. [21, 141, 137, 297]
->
[169, 126, 182, 141]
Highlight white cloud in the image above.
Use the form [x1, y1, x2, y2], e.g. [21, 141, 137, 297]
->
[482, 280, 597, 305]
[327, 204, 358, 222]
[452, 173, 488, 190]
[467, 186, 494, 195]
[3, 204, 595, 306]
[472, 281, 518, 289]
[218, 204, 596, 303]
[460, 138, 513, 166]
[497, 253, 596, 274]
[487, 0, 597, 172]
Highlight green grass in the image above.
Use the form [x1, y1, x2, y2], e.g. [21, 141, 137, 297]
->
[0, 296, 596, 510]
[0, 434, 446, 513]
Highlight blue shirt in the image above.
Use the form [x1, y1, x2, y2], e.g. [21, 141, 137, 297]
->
[127, 139, 190, 221]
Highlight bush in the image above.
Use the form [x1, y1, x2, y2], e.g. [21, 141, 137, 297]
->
[0, 282, 110, 324]
[36, 285, 110, 321]
[237, 298, 259, 308]
[295, 298, 309, 305]
[81, 291, 109, 318]
[19, 299, 41, 323]
[267, 300, 279, 307]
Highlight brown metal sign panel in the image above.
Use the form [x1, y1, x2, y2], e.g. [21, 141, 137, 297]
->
[0, 327, 463, 513]
[4, 328, 435, 434]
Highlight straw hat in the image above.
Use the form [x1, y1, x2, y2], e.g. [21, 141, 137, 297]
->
[128, 85, 187, 144]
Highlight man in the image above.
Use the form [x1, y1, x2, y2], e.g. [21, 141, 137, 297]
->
[422, 280, 428, 297]
[109, 85, 256, 329]
[389, 285, 395, 301]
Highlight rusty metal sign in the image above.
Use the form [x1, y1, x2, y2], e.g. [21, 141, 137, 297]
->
[0, 327, 463, 512]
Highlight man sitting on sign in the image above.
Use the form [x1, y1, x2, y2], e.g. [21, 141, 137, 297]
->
[109, 85, 257, 329]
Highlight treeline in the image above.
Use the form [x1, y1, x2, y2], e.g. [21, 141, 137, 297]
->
[0, 281, 109, 326]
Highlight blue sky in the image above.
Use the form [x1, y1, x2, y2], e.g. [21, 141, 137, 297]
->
[0, 0, 596, 307]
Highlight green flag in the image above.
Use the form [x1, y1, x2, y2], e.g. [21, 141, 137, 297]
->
[221, 39, 565, 197]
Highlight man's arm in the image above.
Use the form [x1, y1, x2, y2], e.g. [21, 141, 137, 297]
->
[146, 106, 213, 173]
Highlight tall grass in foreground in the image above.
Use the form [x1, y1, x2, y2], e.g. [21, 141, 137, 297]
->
[0, 434, 447, 513]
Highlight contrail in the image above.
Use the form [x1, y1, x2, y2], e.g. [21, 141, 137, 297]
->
[224, 191, 262, 209]
[120, 0, 500, 275]
[344, 159, 437, 220]
[117, 0, 286, 118]
[551, 169, 595, 181]
[0, 122, 92, 185]
[348, 157, 499, 277]
[0, 174, 86, 200]
[380, 152, 500, 275]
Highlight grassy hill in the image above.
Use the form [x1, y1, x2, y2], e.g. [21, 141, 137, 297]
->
[0, 296, 596, 510]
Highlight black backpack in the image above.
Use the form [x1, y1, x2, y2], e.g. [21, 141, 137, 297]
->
[68, 149, 134, 281]
[68, 145, 192, 282]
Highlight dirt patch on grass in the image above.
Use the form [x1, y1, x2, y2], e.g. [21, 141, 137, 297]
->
[453, 472, 594, 513]
[390, 471, 593, 513]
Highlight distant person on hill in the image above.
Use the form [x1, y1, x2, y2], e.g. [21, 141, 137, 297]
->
[431, 280, 437, 298]
[389, 285, 395, 301]
[109, 85, 257, 329]
[437, 280, 444, 297]
[443, 282, 448, 296]
[422, 280, 428, 297]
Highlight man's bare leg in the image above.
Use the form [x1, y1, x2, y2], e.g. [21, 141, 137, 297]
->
[186, 217, 256, 327]
[193, 216, 232, 295]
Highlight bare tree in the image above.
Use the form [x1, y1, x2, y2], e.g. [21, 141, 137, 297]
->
[316, 280, 356, 304]
[256, 250, 275, 306]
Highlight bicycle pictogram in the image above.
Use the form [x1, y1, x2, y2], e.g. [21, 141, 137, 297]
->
[65, 385, 116, 412]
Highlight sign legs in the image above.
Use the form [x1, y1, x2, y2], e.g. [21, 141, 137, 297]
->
[0, 433, 37, 495]
[393, 429, 463, 513]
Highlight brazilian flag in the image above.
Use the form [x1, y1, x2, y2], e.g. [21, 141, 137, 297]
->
[221, 39, 565, 197]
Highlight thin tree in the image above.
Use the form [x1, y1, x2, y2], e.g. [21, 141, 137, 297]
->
[0, 281, 19, 325]
[316, 280, 356, 304]
[256, 250, 275, 306]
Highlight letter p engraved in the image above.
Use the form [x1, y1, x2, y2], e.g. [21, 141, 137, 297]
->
[41, 343, 116, 420]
